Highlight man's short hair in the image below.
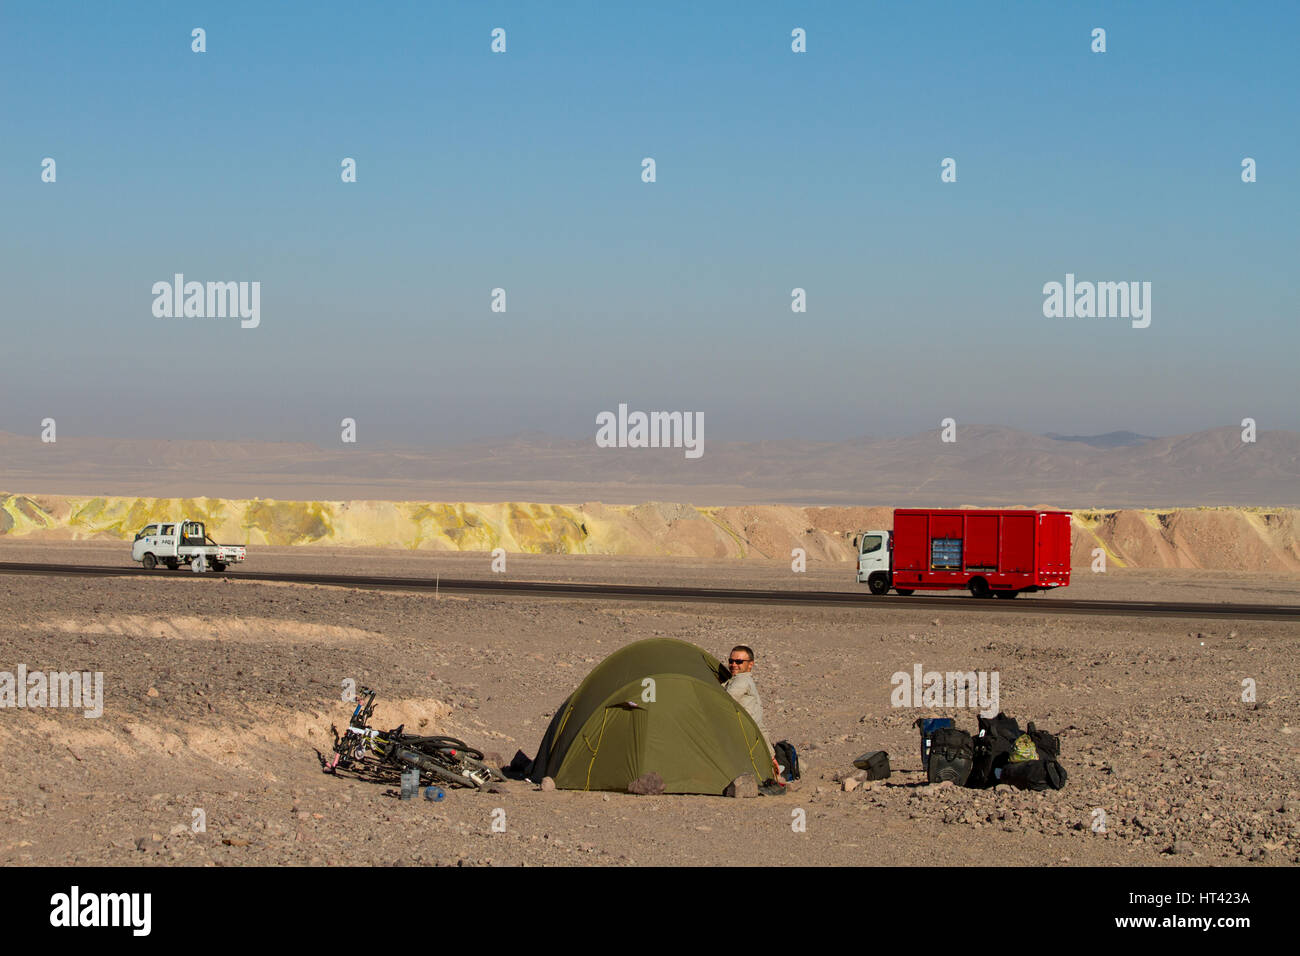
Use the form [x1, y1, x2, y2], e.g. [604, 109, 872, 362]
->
[731, 644, 755, 661]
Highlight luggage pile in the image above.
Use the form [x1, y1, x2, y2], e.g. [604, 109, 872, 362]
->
[919, 713, 1068, 791]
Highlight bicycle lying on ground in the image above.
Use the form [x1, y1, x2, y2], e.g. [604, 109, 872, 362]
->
[321, 687, 507, 790]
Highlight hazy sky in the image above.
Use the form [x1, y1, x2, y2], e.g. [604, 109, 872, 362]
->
[2, 1, 1296, 446]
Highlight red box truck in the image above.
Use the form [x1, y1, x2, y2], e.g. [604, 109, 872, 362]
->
[855, 509, 1072, 598]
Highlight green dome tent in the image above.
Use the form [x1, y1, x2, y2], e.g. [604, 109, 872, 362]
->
[527, 638, 773, 794]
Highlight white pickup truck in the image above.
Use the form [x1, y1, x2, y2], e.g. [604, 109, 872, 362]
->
[131, 519, 246, 572]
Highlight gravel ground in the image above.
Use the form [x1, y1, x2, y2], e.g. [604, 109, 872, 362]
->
[0, 544, 1296, 867]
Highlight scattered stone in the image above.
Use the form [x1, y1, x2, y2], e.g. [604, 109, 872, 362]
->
[146, 687, 159, 698]
[842, 777, 860, 792]
[724, 773, 758, 798]
[628, 772, 665, 796]
[539, 777, 556, 792]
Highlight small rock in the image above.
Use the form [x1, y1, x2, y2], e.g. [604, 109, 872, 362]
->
[724, 773, 759, 798]
[168, 824, 188, 837]
[627, 772, 666, 796]
[539, 777, 556, 792]
[842, 778, 860, 792]
[146, 687, 159, 698]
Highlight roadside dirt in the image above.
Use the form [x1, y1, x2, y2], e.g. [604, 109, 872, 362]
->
[0, 547, 1296, 867]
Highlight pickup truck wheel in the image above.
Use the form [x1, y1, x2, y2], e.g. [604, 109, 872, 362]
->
[165, 558, 179, 570]
[211, 562, 227, 572]
[867, 574, 890, 596]
[968, 577, 992, 599]
[142, 553, 157, 570]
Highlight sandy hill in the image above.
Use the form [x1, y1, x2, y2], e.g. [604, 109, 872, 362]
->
[3, 494, 1298, 573]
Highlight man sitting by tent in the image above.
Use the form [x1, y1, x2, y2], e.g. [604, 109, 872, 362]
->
[723, 645, 782, 779]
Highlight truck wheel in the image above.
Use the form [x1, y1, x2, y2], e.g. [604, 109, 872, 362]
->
[142, 553, 157, 570]
[968, 578, 991, 599]
[211, 562, 226, 572]
[867, 574, 891, 596]
[895, 589, 915, 596]
[165, 558, 179, 570]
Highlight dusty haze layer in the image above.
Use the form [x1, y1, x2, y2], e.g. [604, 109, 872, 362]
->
[2, 425, 1297, 507]
[3, 493, 1299, 574]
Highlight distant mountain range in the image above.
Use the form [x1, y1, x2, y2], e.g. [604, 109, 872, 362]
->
[1043, 431, 1157, 448]
[1, 425, 1296, 507]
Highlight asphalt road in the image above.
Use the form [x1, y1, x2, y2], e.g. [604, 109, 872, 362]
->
[2, 561, 1297, 621]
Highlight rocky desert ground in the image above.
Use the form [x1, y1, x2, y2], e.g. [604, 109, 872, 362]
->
[1, 541, 1296, 867]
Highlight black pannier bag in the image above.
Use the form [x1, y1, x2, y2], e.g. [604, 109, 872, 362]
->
[853, 750, 892, 780]
[998, 756, 1068, 791]
[927, 727, 974, 786]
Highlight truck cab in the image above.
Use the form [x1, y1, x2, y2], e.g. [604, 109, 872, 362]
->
[854, 530, 895, 594]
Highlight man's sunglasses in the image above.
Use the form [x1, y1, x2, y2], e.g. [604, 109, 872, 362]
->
[728, 658, 751, 665]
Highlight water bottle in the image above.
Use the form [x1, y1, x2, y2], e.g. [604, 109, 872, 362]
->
[400, 767, 419, 800]
[424, 786, 445, 802]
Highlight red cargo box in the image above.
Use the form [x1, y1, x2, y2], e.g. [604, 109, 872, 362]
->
[889, 508, 1072, 597]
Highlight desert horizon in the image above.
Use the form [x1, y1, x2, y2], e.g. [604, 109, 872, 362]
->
[2, 422, 1296, 508]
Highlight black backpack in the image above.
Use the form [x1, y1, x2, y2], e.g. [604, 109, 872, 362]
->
[927, 727, 974, 786]
[968, 713, 1023, 789]
[774, 740, 800, 781]
[1026, 722, 1061, 761]
[975, 717, 1068, 791]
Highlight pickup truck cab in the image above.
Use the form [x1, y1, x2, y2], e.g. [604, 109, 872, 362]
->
[131, 519, 246, 572]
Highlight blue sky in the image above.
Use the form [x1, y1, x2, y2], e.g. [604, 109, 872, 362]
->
[2, 1, 1296, 445]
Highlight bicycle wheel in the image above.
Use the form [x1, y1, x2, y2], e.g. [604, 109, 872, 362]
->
[402, 735, 485, 762]
[394, 747, 485, 789]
